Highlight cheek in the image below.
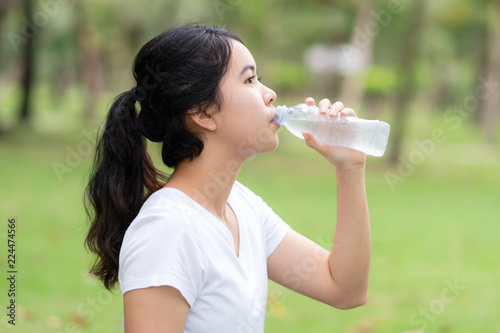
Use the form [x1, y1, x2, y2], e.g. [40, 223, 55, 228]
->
[254, 126, 278, 147]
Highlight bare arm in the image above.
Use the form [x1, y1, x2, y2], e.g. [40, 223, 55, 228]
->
[267, 98, 370, 309]
[123, 286, 189, 332]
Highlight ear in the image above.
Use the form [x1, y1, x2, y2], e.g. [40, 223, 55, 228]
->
[188, 108, 217, 132]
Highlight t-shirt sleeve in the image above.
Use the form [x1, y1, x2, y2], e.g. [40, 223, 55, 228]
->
[260, 197, 291, 257]
[118, 206, 205, 307]
[234, 182, 291, 257]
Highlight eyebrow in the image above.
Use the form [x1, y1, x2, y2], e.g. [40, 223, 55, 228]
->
[239, 64, 256, 77]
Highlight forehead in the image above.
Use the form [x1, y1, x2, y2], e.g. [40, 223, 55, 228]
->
[228, 40, 256, 73]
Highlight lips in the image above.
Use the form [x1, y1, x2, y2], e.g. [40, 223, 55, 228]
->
[269, 108, 277, 123]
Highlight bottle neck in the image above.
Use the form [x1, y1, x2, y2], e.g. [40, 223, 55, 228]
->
[275, 105, 288, 126]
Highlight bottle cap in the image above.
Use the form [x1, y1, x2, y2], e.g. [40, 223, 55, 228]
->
[275, 105, 287, 126]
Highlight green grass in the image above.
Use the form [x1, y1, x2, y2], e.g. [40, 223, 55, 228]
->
[0, 110, 499, 332]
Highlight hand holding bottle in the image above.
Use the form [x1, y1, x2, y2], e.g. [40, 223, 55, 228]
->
[301, 97, 367, 171]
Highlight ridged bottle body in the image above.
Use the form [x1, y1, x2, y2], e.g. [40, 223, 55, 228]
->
[275, 103, 390, 157]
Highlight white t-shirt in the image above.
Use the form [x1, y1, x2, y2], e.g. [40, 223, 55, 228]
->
[118, 181, 291, 332]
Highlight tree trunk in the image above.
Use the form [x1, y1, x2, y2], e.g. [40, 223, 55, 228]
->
[76, 2, 106, 126]
[0, 2, 7, 131]
[339, 0, 374, 111]
[389, 0, 427, 164]
[19, 0, 35, 122]
[0, 3, 7, 58]
[477, 0, 500, 143]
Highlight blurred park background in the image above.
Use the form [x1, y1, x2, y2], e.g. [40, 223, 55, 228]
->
[1, 0, 499, 332]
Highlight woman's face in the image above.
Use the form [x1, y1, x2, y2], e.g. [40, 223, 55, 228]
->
[210, 40, 279, 160]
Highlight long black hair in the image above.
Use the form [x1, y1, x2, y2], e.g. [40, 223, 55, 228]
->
[85, 25, 242, 290]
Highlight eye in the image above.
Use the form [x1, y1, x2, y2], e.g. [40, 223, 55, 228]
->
[245, 75, 256, 84]
[245, 75, 262, 84]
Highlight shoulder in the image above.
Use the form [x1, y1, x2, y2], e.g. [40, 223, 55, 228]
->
[123, 188, 199, 245]
[230, 181, 275, 221]
[118, 189, 208, 300]
[231, 180, 274, 209]
[119, 188, 206, 271]
[231, 180, 262, 203]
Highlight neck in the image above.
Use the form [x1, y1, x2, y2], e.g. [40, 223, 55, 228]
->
[164, 144, 243, 220]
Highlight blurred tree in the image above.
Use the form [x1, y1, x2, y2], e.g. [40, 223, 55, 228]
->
[389, 0, 427, 164]
[339, 0, 374, 111]
[0, 0, 12, 61]
[76, 1, 106, 124]
[433, 0, 488, 115]
[0, 0, 14, 131]
[1, 0, 497, 142]
[477, 0, 500, 143]
[248, 0, 354, 98]
[19, 0, 35, 123]
[83, 0, 184, 92]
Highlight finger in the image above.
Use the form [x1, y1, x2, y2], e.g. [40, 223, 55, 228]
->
[339, 107, 357, 118]
[305, 97, 315, 105]
[303, 131, 329, 156]
[328, 101, 345, 117]
[318, 98, 331, 114]
[302, 131, 316, 147]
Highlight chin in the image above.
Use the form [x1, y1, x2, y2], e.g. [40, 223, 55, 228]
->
[264, 136, 280, 154]
[271, 137, 280, 151]
[240, 131, 279, 158]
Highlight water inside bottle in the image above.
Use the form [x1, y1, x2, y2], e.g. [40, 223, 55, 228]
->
[282, 118, 313, 139]
[284, 116, 389, 157]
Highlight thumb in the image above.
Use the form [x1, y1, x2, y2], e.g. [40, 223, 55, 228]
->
[303, 131, 327, 154]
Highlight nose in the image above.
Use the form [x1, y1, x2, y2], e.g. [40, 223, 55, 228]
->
[263, 84, 277, 106]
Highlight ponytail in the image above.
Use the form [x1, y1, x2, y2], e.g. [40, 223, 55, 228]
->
[84, 90, 166, 290]
[85, 24, 242, 290]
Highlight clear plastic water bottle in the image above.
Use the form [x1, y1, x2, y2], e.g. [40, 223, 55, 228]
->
[275, 103, 390, 157]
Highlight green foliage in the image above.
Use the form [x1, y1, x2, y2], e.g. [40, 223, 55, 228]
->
[0, 0, 495, 122]
[266, 60, 311, 90]
[365, 65, 399, 95]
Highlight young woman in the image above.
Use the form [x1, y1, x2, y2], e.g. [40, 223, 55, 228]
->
[85, 25, 370, 332]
